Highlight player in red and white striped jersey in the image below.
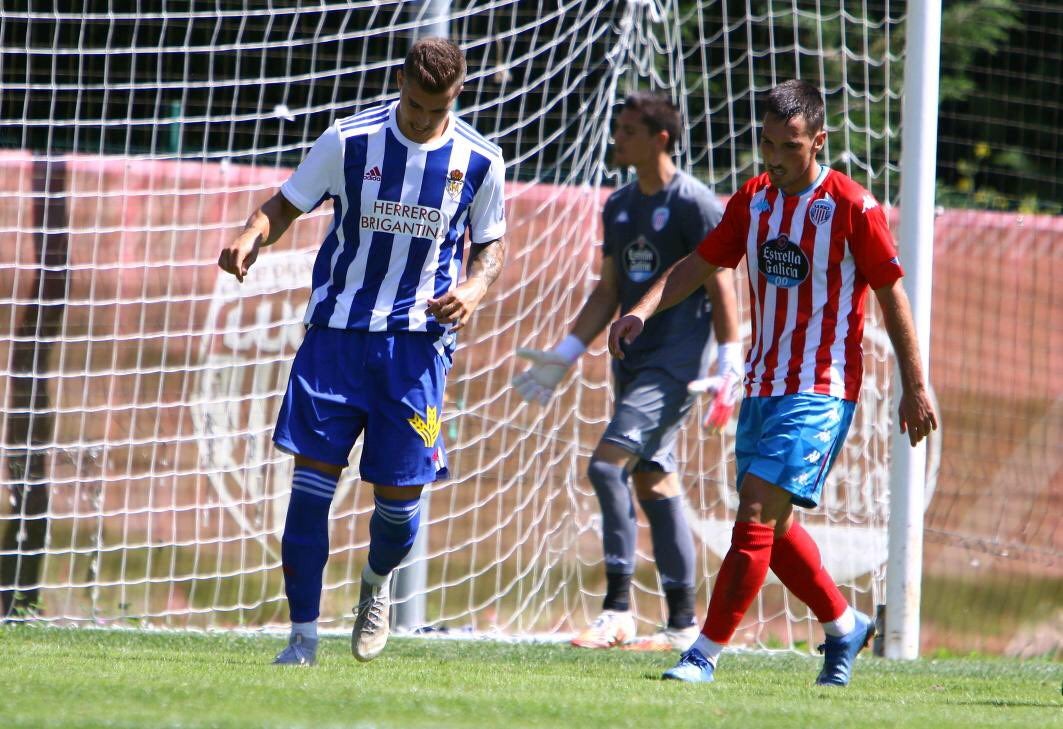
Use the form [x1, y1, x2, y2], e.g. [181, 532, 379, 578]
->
[707, 161, 904, 402]
[608, 80, 937, 687]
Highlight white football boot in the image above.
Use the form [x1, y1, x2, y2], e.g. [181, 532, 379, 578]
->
[352, 571, 392, 662]
[570, 610, 636, 648]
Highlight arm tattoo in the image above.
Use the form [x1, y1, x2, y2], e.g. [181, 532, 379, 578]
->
[466, 238, 506, 290]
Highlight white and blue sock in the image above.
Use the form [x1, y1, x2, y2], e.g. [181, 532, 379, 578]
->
[691, 633, 725, 667]
[366, 493, 422, 577]
[281, 466, 338, 624]
[823, 606, 857, 637]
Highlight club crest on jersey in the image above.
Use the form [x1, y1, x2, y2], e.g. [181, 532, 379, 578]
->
[408, 405, 441, 448]
[651, 206, 670, 231]
[809, 198, 835, 226]
[623, 235, 660, 283]
[758, 234, 810, 288]
[445, 169, 465, 200]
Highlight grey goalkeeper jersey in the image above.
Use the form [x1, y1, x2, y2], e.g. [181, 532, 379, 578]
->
[602, 170, 724, 383]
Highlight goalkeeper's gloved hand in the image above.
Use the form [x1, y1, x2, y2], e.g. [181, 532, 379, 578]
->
[512, 335, 586, 405]
[687, 341, 744, 434]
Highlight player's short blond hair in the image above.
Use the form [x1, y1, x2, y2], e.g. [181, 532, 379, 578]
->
[403, 38, 466, 94]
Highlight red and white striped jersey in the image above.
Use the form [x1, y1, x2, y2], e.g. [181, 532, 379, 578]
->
[697, 168, 903, 402]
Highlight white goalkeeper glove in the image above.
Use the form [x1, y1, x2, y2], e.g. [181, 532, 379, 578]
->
[687, 341, 744, 434]
[512, 335, 586, 405]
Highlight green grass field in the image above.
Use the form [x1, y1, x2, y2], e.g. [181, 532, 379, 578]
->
[1, 626, 1059, 729]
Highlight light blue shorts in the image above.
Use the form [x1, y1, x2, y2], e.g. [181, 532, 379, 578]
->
[273, 326, 451, 485]
[735, 393, 855, 508]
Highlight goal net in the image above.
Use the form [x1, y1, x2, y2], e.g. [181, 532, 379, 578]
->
[2, 1, 1057, 658]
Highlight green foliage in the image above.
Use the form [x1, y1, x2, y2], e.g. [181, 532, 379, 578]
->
[668, 0, 1057, 213]
[937, 1, 1060, 212]
[939, 0, 1021, 102]
[2, 628, 1061, 729]
[667, 0, 905, 200]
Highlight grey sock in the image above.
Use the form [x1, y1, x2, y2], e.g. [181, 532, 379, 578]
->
[587, 459, 637, 576]
[640, 495, 696, 606]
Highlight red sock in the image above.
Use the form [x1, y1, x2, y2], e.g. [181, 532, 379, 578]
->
[701, 521, 774, 643]
[770, 521, 848, 622]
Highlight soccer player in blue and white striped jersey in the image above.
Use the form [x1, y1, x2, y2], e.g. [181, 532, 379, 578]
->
[218, 38, 506, 666]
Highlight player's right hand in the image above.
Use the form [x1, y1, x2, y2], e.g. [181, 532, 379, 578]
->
[512, 349, 573, 405]
[217, 234, 261, 283]
[607, 314, 644, 359]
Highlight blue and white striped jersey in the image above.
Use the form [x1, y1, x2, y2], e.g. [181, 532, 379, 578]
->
[280, 102, 507, 334]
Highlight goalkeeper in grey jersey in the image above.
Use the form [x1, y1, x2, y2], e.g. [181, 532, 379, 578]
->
[511, 93, 742, 651]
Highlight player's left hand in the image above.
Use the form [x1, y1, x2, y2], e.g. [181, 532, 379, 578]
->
[688, 370, 741, 434]
[897, 385, 937, 447]
[427, 280, 487, 332]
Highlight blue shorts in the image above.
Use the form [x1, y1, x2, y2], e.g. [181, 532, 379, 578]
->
[273, 326, 452, 485]
[735, 393, 855, 508]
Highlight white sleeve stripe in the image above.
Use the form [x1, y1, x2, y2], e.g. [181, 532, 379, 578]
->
[339, 120, 388, 140]
[339, 106, 390, 129]
[453, 120, 503, 159]
[454, 116, 500, 146]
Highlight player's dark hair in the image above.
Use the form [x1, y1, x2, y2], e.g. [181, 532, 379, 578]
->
[622, 92, 682, 152]
[404, 37, 466, 93]
[765, 80, 825, 134]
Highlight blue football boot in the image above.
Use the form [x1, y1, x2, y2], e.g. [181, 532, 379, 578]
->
[661, 646, 716, 683]
[815, 610, 875, 686]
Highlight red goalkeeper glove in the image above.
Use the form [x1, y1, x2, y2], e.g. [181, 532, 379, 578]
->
[687, 371, 741, 433]
[687, 342, 744, 434]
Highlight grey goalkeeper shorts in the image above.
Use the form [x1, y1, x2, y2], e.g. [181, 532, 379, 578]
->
[600, 365, 696, 473]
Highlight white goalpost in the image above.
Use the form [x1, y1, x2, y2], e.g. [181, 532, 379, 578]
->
[1, 0, 932, 654]
[888, 0, 941, 660]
